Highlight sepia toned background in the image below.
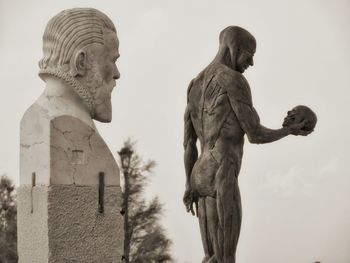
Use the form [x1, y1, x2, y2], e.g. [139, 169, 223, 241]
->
[0, 0, 349, 262]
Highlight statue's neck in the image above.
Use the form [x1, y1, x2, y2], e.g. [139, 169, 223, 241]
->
[44, 77, 82, 102]
[212, 47, 235, 69]
[39, 76, 95, 129]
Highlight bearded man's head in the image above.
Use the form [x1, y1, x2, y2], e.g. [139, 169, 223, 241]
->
[39, 8, 120, 122]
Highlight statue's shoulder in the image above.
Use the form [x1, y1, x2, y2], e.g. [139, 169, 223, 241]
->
[187, 70, 206, 101]
[186, 78, 195, 99]
[214, 65, 252, 106]
[213, 64, 249, 88]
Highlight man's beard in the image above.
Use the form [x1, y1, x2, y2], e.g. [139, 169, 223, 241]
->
[85, 62, 112, 122]
[86, 62, 104, 101]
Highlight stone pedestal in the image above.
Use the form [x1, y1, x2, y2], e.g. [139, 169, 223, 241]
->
[18, 103, 123, 263]
[17, 185, 123, 263]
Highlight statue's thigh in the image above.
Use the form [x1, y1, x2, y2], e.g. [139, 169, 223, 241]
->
[215, 158, 238, 198]
[215, 158, 241, 227]
[214, 160, 241, 261]
[205, 197, 220, 258]
[205, 196, 218, 229]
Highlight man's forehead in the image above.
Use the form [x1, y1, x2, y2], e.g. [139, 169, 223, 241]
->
[103, 29, 119, 53]
[104, 30, 118, 43]
[245, 36, 256, 51]
[243, 40, 256, 55]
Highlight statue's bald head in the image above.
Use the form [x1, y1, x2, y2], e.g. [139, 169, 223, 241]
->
[219, 26, 256, 50]
[217, 26, 256, 73]
[39, 8, 116, 76]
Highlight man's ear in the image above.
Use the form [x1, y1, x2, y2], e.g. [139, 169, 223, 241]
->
[72, 50, 87, 77]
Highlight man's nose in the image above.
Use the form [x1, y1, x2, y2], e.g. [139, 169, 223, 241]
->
[113, 66, 120, 80]
[249, 57, 254, 66]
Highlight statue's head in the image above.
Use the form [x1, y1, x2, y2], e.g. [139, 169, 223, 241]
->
[218, 26, 256, 73]
[283, 105, 317, 132]
[39, 8, 120, 123]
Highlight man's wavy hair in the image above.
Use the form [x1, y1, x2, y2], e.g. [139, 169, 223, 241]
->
[38, 8, 116, 116]
[39, 8, 116, 75]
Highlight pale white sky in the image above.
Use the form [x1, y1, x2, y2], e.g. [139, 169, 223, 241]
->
[1, 0, 349, 262]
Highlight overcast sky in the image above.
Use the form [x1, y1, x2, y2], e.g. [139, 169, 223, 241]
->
[1, 0, 349, 262]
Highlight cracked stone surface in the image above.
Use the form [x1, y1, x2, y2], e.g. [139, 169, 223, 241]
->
[20, 102, 120, 186]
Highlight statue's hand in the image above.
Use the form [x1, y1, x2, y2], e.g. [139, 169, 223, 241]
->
[288, 120, 313, 136]
[183, 187, 199, 217]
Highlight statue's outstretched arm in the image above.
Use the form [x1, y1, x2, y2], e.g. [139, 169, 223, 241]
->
[232, 102, 291, 144]
[224, 74, 306, 144]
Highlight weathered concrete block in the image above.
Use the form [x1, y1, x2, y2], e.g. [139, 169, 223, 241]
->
[18, 185, 123, 263]
[17, 186, 49, 263]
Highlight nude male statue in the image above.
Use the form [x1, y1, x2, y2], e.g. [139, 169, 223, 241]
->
[183, 26, 312, 263]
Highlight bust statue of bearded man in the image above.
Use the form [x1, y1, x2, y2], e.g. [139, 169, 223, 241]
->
[18, 8, 124, 262]
[38, 7, 120, 124]
[20, 7, 121, 186]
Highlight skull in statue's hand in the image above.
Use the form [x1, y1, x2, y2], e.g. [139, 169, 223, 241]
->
[283, 105, 317, 133]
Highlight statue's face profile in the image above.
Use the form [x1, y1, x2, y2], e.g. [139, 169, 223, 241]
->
[236, 47, 255, 73]
[218, 26, 256, 74]
[83, 30, 120, 123]
[236, 37, 256, 73]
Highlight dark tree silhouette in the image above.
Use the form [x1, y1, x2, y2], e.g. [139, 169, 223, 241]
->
[119, 141, 173, 263]
[0, 175, 17, 263]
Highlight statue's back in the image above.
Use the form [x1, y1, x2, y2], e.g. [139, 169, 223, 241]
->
[188, 63, 245, 153]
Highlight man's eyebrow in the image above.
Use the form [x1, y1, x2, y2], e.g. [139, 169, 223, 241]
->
[244, 50, 254, 56]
